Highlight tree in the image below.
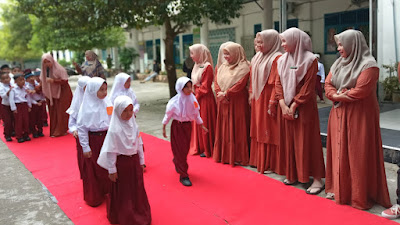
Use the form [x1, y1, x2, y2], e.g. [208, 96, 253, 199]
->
[0, 1, 42, 68]
[119, 47, 139, 72]
[17, 0, 244, 97]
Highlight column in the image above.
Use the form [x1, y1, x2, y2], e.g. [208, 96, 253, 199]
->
[160, 25, 166, 71]
[200, 18, 209, 47]
[263, 0, 273, 29]
[179, 33, 184, 63]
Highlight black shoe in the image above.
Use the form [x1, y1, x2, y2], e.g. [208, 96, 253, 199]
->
[33, 133, 39, 138]
[5, 136, 12, 142]
[17, 138, 25, 143]
[179, 177, 192, 186]
[43, 122, 48, 127]
[200, 153, 206, 157]
[38, 132, 44, 137]
[24, 136, 31, 141]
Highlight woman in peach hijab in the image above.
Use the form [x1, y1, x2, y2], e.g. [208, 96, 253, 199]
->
[40, 53, 73, 137]
[325, 29, 390, 209]
[249, 30, 284, 174]
[275, 28, 325, 194]
[188, 44, 217, 158]
[213, 43, 250, 166]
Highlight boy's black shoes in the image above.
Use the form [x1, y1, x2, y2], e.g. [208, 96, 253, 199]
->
[24, 136, 31, 141]
[179, 177, 192, 187]
[33, 133, 39, 138]
[38, 132, 44, 137]
[5, 136, 12, 142]
[17, 138, 25, 143]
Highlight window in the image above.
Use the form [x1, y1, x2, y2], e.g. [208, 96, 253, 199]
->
[324, 8, 369, 54]
[254, 24, 262, 37]
[146, 40, 153, 60]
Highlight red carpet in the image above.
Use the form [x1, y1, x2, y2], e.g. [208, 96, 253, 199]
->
[1, 126, 398, 225]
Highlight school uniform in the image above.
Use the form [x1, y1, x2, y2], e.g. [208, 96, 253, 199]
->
[77, 77, 111, 207]
[67, 76, 91, 179]
[9, 85, 31, 141]
[162, 77, 203, 184]
[109, 73, 144, 166]
[98, 96, 151, 225]
[0, 83, 14, 139]
[25, 81, 45, 137]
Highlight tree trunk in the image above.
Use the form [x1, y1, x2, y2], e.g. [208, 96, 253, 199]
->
[164, 20, 178, 98]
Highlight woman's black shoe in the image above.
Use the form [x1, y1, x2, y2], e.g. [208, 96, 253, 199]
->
[17, 138, 25, 143]
[200, 153, 206, 157]
[24, 136, 31, 141]
[5, 136, 12, 142]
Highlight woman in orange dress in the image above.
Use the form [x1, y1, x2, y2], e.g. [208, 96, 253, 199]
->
[325, 29, 391, 209]
[213, 43, 250, 166]
[188, 44, 217, 158]
[275, 28, 325, 194]
[249, 30, 284, 174]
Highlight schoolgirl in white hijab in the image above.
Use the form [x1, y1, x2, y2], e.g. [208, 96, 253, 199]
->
[109, 73, 140, 114]
[67, 76, 91, 137]
[77, 77, 111, 154]
[97, 95, 144, 174]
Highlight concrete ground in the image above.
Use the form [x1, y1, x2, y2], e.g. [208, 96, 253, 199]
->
[0, 76, 399, 224]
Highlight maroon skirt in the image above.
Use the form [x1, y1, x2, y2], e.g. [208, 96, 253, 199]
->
[82, 130, 110, 207]
[106, 154, 151, 225]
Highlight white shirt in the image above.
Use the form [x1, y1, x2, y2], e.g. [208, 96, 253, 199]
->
[25, 83, 45, 105]
[9, 85, 31, 111]
[317, 61, 326, 83]
[0, 82, 12, 106]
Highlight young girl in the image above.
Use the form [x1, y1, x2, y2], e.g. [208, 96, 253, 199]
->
[188, 44, 217, 158]
[162, 77, 207, 186]
[275, 27, 325, 194]
[213, 42, 251, 166]
[97, 96, 151, 225]
[77, 77, 111, 207]
[67, 76, 91, 179]
[249, 30, 284, 174]
[109, 73, 145, 168]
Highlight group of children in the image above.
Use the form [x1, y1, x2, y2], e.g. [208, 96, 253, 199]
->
[67, 74, 150, 225]
[0, 65, 47, 143]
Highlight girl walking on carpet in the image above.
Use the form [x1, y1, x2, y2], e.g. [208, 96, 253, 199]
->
[77, 77, 112, 207]
[162, 77, 208, 186]
[109, 73, 145, 169]
[98, 95, 151, 225]
[66, 76, 91, 179]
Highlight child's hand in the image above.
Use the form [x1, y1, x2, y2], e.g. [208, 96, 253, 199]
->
[142, 165, 146, 172]
[109, 173, 118, 182]
[13, 110, 17, 114]
[162, 125, 167, 138]
[28, 108, 31, 112]
[83, 151, 92, 158]
[37, 102, 42, 106]
[73, 130, 78, 138]
[46, 78, 54, 84]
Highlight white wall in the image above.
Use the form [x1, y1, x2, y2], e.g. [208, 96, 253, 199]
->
[378, 0, 400, 80]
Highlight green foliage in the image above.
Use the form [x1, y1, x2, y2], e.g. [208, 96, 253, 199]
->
[72, 52, 85, 65]
[0, 2, 42, 64]
[382, 62, 400, 100]
[119, 47, 139, 72]
[58, 59, 70, 67]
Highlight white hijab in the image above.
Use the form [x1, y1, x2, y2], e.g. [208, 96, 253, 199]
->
[109, 73, 136, 104]
[66, 76, 91, 119]
[166, 77, 200, 121]
[77, 77, 110, 131]
[97, 96, 140, 170]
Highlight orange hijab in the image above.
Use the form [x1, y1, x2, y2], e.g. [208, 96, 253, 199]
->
[217, 43, 250, 92]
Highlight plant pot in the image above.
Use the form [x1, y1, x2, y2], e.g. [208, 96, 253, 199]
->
[392, 91, 400, 103]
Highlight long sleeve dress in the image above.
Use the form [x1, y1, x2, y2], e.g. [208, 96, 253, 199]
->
[213, 70, 250, 166]
[249, 56, 284, 174]
[324, 67, 391, 209]
[275, 59, 325, 183]
[189, 65, 217, 157]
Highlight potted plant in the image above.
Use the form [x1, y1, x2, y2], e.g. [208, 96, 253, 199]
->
[382, 62, 400, 102]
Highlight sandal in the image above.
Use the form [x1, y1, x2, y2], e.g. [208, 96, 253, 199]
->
[283, 179, 297, 185]
[326, 192, 335, 200]
[306, 184, 325, 195]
